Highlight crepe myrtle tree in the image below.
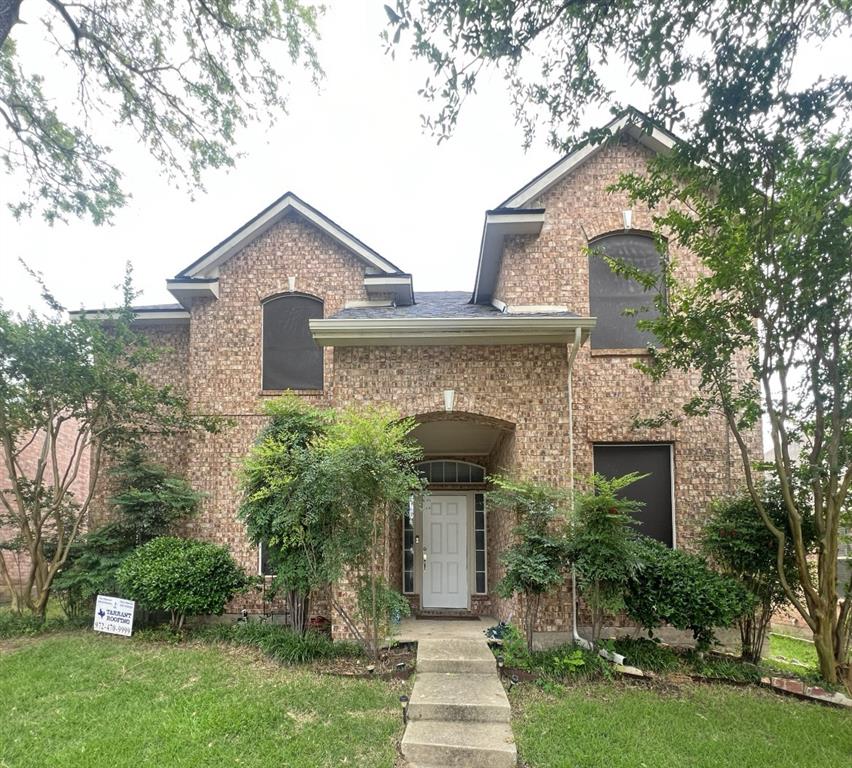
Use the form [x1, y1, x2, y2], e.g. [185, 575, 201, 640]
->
[0, 1, 322, 224]
[0, 265, 221, 618]
[607, 135, 852, 684]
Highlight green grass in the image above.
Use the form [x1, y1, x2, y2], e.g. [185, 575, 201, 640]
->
[766, 632, 820, 674]
[0, 633, 404, 767]
[512, 681, 852, 768]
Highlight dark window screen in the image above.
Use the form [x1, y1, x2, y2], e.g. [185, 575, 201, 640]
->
[262, 295, 323, 390]
[593, 444, 673, 547]
[588, 233, 662, 349]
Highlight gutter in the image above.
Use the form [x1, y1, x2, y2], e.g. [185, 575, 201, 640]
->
[565, 326, 626, 665]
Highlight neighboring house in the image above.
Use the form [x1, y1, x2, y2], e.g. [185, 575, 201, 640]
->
[74, 109, 761, 640]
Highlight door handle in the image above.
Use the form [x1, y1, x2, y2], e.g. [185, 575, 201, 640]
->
[423, 548, 427, 571]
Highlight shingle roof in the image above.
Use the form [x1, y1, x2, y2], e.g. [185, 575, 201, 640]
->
[332, 291, 577, 319]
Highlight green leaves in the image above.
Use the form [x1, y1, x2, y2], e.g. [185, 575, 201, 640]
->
[116, 536, 248, 629]
[625, 537, 753, 651]
[2, 1, 324, 223]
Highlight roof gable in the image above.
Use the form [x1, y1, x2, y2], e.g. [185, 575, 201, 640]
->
[472, 107, 680, 303]
[499, 108, 678, 209]
[176, 192, 403, 279]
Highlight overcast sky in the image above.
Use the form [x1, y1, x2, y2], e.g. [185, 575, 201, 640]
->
[0, 2, 847, 316]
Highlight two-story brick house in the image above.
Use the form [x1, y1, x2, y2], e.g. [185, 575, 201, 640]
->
[76, 109, 761, 640]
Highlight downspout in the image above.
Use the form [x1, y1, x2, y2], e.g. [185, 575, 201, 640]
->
[566, 327, 626, 665]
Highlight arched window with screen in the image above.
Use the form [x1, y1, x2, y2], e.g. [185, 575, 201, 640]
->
[588, 232, 664, 350]
[261, 294, 324, 390]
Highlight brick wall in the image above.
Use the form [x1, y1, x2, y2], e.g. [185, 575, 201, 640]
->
[88, 139, 762, 638]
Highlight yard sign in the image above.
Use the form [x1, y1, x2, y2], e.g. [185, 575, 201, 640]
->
[93, 595, 135, 637]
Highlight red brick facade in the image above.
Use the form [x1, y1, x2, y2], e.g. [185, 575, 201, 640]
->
[87, 135, 762, 638]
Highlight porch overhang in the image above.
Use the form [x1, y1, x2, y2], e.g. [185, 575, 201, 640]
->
[309, 316, 595, 347]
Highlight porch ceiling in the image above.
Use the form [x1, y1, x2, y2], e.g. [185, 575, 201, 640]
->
[412, 421, 504, 457]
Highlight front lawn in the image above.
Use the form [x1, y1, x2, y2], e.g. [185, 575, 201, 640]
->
[511, 681, 851, 768]
[0, 633, 404, 768]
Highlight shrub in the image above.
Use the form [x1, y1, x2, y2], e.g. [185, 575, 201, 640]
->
[565, 473, 643, 645]
[194, 622, 363, 665]
[611, 636, 680, 673]
[490, 476, 571, 652]
[53, 449, 203, 619]
[117, 537, 247, 630]
[0, 611, 83, 639]
[625, 537, 753, 651]
[703, 486, 815, 663]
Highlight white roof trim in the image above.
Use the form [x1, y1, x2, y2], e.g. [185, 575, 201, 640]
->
[501, 113, 678, 208]
[180, 193, 400, 278]
[344, 298, 396, 309]
[505, 304, 571, 314]
[166, 278, 219, 309]
[310, 316, 595, 347]
[363, 274, 414, 306]
[69, 308, 190, 326]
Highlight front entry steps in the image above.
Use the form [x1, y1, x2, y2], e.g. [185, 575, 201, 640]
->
[401, 638, 516, 767]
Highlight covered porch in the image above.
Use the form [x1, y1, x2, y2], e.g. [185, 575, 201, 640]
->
[390, 410, 518, 620]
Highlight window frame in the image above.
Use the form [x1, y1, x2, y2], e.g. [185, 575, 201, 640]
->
[415, 460, 487, 486]
[587, 230, 667, 352]
[260, 292, 325, 392]
[591, 442, 677, 548]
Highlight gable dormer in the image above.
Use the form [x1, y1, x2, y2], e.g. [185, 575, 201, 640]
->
[471, 108, 678, 313]
[167, 192, 413, 309]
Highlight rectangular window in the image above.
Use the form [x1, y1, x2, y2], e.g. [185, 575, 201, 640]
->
[588, 233, 663, 349]
[474, 492, 487, 594]
[258, 541, 274, 576]
[593, 444, 674, 547]
[403, 498, 415, 594]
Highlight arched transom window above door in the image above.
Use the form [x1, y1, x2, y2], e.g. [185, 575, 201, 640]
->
[416, 460, 486, 485]
[261, 294, 324, 390]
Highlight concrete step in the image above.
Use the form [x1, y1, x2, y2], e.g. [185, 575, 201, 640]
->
[401, 720, 517, 768]
[415, 638, 497, 674]
[408, 672, 510, 723]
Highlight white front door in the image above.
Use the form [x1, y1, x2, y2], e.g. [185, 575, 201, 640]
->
[422, 495, 468, 609]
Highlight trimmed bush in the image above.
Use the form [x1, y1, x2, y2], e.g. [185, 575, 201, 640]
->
[117, 537, 247, 630]
[625, 537, 753, 650]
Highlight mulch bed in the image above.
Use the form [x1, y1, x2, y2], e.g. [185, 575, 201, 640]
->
[313, 642, 417, 680]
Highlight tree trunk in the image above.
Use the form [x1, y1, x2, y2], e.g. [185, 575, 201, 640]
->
[0, 0, 22, 48]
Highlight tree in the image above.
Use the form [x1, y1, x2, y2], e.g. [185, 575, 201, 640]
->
[384, 1, 850, 157]
[0, 269, 220, 618]
[239, 395, 425, 656]
[52, 447, 204, 617]
[565, 473, 642, 647]
[611, 137, 852, 683]
[239, 395, 332, 635]
[489, 475, 570, 652]
[703, 485, 816, 663]
[1, 1, 322, 224]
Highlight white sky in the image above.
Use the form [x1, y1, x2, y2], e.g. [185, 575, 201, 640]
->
[0, 2, 848, 315]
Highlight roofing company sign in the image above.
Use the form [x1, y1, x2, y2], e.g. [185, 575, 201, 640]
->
[93, 595, 135, 637]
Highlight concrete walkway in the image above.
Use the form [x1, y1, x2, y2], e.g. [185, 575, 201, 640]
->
[399, 617, 517, 767]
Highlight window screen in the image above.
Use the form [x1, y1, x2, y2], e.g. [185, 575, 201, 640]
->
[593, 444, 673, 547]
[259, 542, 274, 576]
[262, 295, 323, 390]
[588, 233, 662, 349]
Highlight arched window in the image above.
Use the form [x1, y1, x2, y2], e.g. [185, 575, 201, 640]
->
[262, 294, 323, 390]
[416, 460, 486, 484]
[588, 232, 663, 350]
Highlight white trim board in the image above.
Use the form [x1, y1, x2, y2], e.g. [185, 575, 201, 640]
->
[178, 192, 401, 278]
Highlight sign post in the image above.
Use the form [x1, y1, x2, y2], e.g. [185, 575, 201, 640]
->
[93, 595, 135, 637]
